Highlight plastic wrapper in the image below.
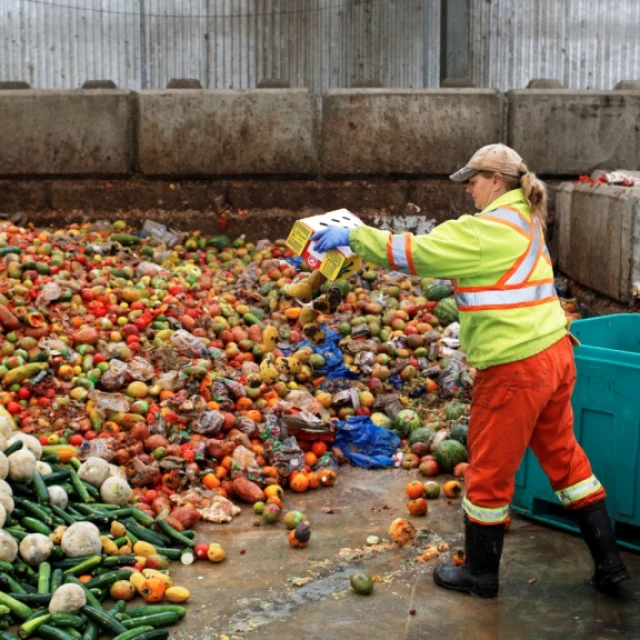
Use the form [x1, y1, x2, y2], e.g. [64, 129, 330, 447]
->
[192, 410, 224, 436]
[36, 282, 63, 307]
[232, 445, 256, 470]
[88, 390, 129, 416]
[154, 371, 182, 391]
[88, 438, 115, 462]
[439, 360, 474, 400]
[128, 357, 155, 381]
[267, 437, 305, 478]
[334, 416, 401, 468]
[136, 261, 167, 277]
[171, 330, 208, 357]
[99, 359, 129, 391]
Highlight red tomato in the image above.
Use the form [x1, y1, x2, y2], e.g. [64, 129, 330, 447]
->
[38, 435, 49, 446]
[84, 430, 98, 441]
[6, 402, 21, 415]
[92, 353, 106, 365]
[17, 388, 30, 400]
[69, 434, 84, 446]
[145, 490, 158, 502]
[194, 543, 209, 560]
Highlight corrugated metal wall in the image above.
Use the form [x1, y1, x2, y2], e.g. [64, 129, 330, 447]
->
[0, 0, 440, 92]
[470, 0, 640, 91]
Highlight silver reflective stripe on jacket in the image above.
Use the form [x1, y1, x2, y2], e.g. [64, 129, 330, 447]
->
[389, 233, 414, 275]
[456, 281, 557, 308]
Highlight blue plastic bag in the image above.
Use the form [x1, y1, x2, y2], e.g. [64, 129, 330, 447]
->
[334, 416, 401, 468]
[296, 328, 358, 381]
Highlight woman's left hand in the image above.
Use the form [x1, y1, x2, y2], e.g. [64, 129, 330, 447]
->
[310, 226, 351, 252]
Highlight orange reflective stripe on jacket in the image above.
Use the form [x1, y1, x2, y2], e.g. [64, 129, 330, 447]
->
[455, 207, 558, 312]
[386, 233, 418, 275]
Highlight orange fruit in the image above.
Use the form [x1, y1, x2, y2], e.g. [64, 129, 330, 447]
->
[214, 466, 228, 480]
[405, 480, 425, 500]
[407, 498, 428, 517]
[221, 456, 233, 470]
[318, 469, 337, 487]
[290, 474, 310, 493]
[266, 496, 284, 509]
[311, 441, 328, 457]
[202, 473, 220, 491]
[307, 472, 320, 490]
[264, 484, 284, 500]
[443, 480, 462, 499]
[304, 452, 318, 468]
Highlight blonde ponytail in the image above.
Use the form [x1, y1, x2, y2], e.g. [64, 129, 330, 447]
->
[521, 172, 548, 231]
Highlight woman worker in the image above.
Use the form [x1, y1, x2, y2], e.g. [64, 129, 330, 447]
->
[311, 143, 629, 598]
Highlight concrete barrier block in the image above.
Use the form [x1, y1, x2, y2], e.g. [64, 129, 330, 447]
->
[138, 89, 318, 176]
[0, 90, 134, 176]
[556, 182, 640, 301]
[321, 89, 503, 176]
[508, 90, 640, 175]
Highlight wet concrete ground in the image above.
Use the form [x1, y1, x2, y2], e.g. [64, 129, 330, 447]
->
[168, 467, 639, 640]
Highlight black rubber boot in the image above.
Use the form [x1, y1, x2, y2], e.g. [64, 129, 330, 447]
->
[574, 500, 629, 591]
[433, 516, 505, 598]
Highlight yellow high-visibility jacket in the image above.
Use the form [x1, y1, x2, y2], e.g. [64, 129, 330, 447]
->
[349, 189, 567, 369]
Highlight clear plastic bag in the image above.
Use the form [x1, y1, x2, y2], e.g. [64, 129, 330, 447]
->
[128, 357, 155, 381]
[99, 359, 129, 391]
[232, 445, 256, 470]
[171, 330, 208, 357]
[192, 410, 224, 436]
[88, 390, 129, 416]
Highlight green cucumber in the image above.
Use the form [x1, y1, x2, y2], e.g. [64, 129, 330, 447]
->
[62, 555, 102, 576]
[32, 473, 50, 506]
[20, 518, 51, 535]
[108, 600, 127, 618]
[14, 501, 53, 527]
[123, 604, 186, 619]
[0, 631, 20, 640]
[0, 592, 33, 620]
[18, 612, 51, 638]
[155, 517, 195, 548]
[112, 627, 155, 640]
[37, 626, 75, 640]
[69, 471, 92, 503]
[152, 547, 183, 561]
[49, 506, 76, 526]
[59, 630, 82, 640]
[84, 570, 132, 590]
[50, 613, 85, 628]
[101, 555, 136, 568]
[4, 441, 23, 456]
[0, 573, 27, 594]
[37, 563, 51, 594]
[50, 569, 63, 592]
[10, 594, 50, 607]
[130, 508, 155, 528]
[121, 611, 179, 628]
[107, 508, 132, 520]
[80, 622, 98, 640]
[5, 528, 28, 542]
[80, 481, 99, 498]
[122, 522, 168, 547]
[41, 471, 70, 485]
[80, 606, 126, 635]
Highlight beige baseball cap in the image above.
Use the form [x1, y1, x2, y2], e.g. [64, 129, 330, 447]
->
[450, 143, 528, 182]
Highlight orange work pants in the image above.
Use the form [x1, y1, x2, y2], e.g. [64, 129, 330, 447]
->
[463, 335, 605, 526]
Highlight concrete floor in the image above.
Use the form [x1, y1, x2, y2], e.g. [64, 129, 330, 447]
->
[168, 467, 640, 640]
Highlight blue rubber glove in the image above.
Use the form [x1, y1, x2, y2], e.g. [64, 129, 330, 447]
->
[310, 226, 352, 252]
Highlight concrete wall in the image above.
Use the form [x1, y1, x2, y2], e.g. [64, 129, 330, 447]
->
[556, 181, 640, 301]
[0, 90, 134, 176]
[321, 89, 503, 176]
[508, 90, 640, 175]
[137, 90, 319, 176]
[1, 87, 640, 180]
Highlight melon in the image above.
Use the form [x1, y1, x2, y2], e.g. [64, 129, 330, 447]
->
[433, 440, 468, 473]
[370, 412, 392, 429]
[425, 281, 454, 302]
[408, 427, 436, 448]
[444, 403, 463, 421]
[434, 297, 459, 326]
[392, 409, 421, 438]
[449, 423, 469, 447]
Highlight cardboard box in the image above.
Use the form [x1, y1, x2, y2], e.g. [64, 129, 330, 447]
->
[285, 209, 363, 281]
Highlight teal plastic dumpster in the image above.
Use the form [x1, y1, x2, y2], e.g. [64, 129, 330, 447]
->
[513, 314, 640, 552]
